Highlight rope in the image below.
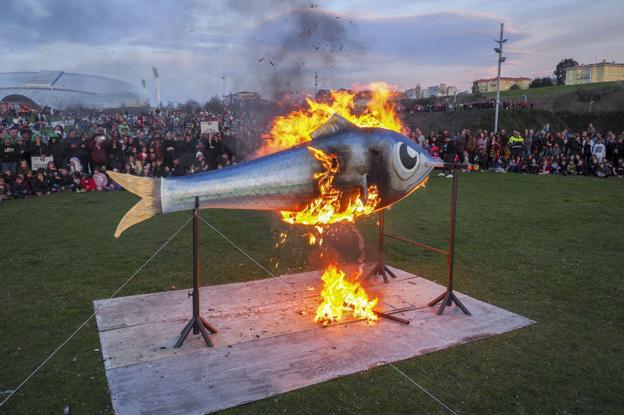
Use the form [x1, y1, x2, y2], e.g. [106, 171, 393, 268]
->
[197, 215, 459, 415]
[348, 330, 458, 415]
[0, 215, 193, 409]
[198, 215, 279, 280]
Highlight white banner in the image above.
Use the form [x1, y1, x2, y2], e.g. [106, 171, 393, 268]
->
[200, 121, 219, 133]
[31, 156, 53, 171]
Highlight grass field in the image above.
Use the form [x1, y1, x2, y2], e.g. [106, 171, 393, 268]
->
[482, 80, 624, 99]
[1, 173, 623, 414]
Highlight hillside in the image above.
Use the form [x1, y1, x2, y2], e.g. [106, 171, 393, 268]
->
[481, 81, 624, 112]
[404, 109, 624, 133]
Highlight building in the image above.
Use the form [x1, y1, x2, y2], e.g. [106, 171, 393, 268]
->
[421, 83, 458, 98]
[229, 91, 261, 108]
[564, 61, 624, 85]
[404, 83, 422, 99]
[475, 77, 530, 93]
[0, 70, 148, 109]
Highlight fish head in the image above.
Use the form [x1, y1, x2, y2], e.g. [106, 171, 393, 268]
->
[371, 129, 434, 205]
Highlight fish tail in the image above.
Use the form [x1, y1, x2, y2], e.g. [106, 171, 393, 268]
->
[107, 171, 161, 238]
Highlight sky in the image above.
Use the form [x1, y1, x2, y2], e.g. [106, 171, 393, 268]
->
[1, 0, 622, 104]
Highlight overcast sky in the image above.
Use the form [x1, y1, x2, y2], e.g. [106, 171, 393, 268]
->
[1, 0, 622, 103]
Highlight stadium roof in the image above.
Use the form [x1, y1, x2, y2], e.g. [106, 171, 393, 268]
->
[0, 71, 148, 110]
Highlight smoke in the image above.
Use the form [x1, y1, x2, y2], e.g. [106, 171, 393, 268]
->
[235, 2, 360, 99]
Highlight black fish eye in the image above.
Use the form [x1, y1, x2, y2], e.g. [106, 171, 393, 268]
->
[399, 143, 418, 170]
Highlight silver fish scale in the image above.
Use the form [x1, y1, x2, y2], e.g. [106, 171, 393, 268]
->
[160, 145, 321, 214]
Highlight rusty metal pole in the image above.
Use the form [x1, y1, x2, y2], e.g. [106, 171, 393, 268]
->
[447, 165, 458, 298]
[428, 165, 471, 315]
[379, 209, 385, 256]
[174, 197, 217, 348]
[192, 197, 200, 334]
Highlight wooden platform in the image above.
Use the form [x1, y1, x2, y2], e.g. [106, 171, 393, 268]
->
[94, 266, 534, 415]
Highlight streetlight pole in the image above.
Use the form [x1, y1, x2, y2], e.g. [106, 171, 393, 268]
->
[152, 67, 161, 109]
[493, 23, 507, 133]
[221, 76, 226, 107]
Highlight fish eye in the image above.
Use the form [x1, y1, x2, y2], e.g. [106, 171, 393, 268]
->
[393, 142, 419, 179]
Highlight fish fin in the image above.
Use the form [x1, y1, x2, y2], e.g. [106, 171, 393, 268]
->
[107, 171, 161, 238]
[310, 113, 357, 140]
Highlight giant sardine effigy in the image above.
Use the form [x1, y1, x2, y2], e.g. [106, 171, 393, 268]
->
[108, 114, 441, 237]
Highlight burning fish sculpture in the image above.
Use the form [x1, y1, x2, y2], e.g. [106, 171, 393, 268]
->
[109, 114, 439, 238]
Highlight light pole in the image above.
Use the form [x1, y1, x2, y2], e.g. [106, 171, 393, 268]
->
[152, 67, 161, 109]
[221, 76, 226, 107]
[493, 23, 507, 133]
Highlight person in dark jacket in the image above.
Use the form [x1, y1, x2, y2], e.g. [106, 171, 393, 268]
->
[1, 137, 18, 174]
[11, 174, 30, 198]
[63, 130, 82, 168]
[30, 135, 49, 158]
[56, 168, 75, 191]
[47, 134, 65, 169]
[31, 170, 51, 196]
[107, 140, 125, 171]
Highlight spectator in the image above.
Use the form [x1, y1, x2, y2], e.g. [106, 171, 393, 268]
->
[592, 139, 606, 162]
[79, 174, 96, 192]
[1, 137, 19, 173]
[31, 170, 51, 196]
[92, 167, 109, 191]
[11, 174, 29, 198]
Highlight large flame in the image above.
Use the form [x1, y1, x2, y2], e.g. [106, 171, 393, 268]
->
[315, 264, 378, 325]
[280, 146, 380, 228]
[269, 83, 400, 326]
[259, 82, 403, 156]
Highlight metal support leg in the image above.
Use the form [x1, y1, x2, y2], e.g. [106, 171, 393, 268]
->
[365, 210, 398, 283]
[174, 197, 217, 348]
[429, 168, 471, 316]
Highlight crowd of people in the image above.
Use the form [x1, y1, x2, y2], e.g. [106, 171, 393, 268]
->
[405, 99, 532, 114]
[1, 102, 622, 202]
[0, 103, 266, 201]
[408, 124, 624, 177]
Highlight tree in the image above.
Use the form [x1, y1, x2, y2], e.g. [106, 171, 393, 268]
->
[181, 99, 201, 113]
[554, 58, 579, 86]
[204, 95, 223, 113]
[529, 77, 554, 88]
[471, 80, 480, 94]
[509, 84, 521, 90]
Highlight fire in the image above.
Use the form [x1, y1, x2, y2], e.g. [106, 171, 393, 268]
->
[259, 82, 403, 156]
[268, 84, 398, 326]
[280, 146, 380, 227]
[315, 264, 378, 325]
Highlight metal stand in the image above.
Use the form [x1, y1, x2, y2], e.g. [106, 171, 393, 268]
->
[427, 168, 471, 316]
[367, 165, 470, 316]
[365, 210, 398, 283]
[174, 197, 217, 349]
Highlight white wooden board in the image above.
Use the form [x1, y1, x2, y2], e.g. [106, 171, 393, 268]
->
[94, 266, 534, 415]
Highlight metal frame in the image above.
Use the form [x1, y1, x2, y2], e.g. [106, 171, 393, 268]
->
[366, 165, 471, 316]
[174, 197, 218, 349]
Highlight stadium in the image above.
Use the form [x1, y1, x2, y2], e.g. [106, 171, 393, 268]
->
[0, 70, 148, 110]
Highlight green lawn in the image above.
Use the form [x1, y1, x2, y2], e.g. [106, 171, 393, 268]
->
[1, 173, 623, 414]
[482, 80, 624, 99]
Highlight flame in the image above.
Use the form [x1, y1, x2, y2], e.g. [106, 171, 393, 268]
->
[259, 82, 403, 156]
[280, 146, 380, 227]
[315, 264, 378, 325]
